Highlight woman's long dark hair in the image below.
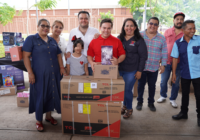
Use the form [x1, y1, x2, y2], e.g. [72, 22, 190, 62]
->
[119, 18, 143, 42]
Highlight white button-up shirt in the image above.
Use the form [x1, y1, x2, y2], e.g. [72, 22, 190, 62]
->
[58, 36, 68, 66]
[66, 26, 99, 67]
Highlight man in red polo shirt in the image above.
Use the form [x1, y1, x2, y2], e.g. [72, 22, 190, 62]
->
[87, 18, 126, 71]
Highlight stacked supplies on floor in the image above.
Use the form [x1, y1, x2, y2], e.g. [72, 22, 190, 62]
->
[17, 91, 30, 107]
[0, 73, 17, 96]
[0, 65, 25, 90]
[2, 32, 24, 61]
[60, 46, 125, 138]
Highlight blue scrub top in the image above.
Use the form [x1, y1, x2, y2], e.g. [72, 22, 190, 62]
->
[171, 35, 200, 79]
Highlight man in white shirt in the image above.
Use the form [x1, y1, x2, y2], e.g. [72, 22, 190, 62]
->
[66, 11, 99, 75]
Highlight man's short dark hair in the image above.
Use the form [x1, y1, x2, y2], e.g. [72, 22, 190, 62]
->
[100, 18, 113, 28]
[148, 17, 159, 25]
[182, 20, 195, 29]
[78, 11, 90, 18]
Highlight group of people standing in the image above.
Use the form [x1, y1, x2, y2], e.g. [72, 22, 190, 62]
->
[22, 10, 200, 132]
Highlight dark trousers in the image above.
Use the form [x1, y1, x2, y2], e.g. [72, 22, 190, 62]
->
[88, 67, 93, 76]
[137, 70, 158, 104]
[181, 77, 200, 118]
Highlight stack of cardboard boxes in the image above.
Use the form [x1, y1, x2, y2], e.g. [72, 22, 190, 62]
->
[0, 32, 25, 96]
[60, 65, 125, 138]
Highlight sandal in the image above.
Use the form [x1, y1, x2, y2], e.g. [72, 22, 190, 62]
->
[121, 105, 127, 115]
[123, 109, 133, 119]
[36, 122, 44, 132]
[45, 117, 58, 125]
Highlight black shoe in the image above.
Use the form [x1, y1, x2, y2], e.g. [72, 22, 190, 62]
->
[148, 103, 156, 112]
[136, 102, 143, 110]
[172, 112, 188, 120]
[198, 118, 200, 127]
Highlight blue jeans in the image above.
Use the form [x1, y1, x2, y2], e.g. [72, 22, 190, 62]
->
[160, 64, 180, 100]
[119, 70, 137, 109]
[88, 67, 93, 76]
[137, 71, 158, 104]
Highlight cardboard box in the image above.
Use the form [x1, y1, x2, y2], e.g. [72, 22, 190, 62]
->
[17, 92, 29, 107]
[17, 97, 29, 107]
[61, 76, 124, 101]
[9, 46, 23, 61]
[94, 65, 118, 79]
[61, 100, 121, 138]
[0, 86, 17, 96]
[0, 65, 25, 90]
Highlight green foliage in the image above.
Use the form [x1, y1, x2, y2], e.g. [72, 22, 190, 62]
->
[119, 0, 200, 31]
[0, 3, 16, 26]
[98, 11, 114, 22]
[33, 0, 58, 12]
[119, 0, 146, 13]
[16, 10, 23, 16]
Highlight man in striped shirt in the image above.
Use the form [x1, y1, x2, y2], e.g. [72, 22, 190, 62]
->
[136, 17, 168, 112]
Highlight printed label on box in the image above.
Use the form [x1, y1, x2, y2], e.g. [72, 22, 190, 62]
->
[83, 104, 91, 114]
[78, 83, 83, 92]
[91, 83, 97, 89]
[0, 89, 11, 95]
[78, 104, 83, 113]
[84, 83, 92, 93]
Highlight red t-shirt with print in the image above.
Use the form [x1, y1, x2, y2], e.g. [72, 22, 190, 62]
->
[87, 35, 125, 62]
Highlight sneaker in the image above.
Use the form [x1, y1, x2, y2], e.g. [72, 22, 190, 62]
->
[136, 102, 143, 110]
[148, 103, 156, 112]
[157, 96, 166, 103]
[170, 100, 178, 108]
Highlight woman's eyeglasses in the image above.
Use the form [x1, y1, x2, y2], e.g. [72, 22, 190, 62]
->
[40, 24, 50, 29]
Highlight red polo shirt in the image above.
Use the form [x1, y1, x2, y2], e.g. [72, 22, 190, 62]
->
[164, 27, 183, 64]
[87, 35, 125, 62]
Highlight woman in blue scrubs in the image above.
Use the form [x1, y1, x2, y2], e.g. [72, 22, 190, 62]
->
[23, 18, 66, 132]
